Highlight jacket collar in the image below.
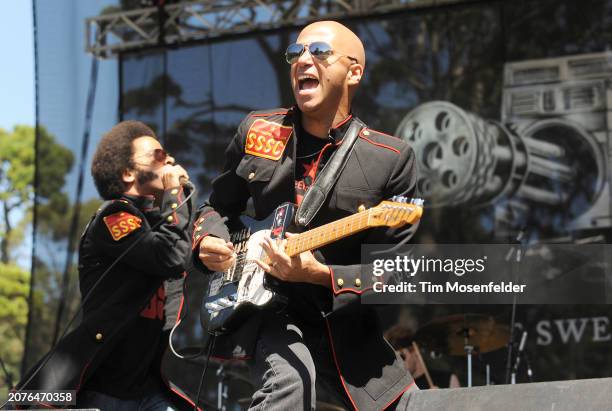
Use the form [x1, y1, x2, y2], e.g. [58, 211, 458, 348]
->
[289, 106, 354, 144]
[329, 113, 354, 143]
[120, 193, 156, 211]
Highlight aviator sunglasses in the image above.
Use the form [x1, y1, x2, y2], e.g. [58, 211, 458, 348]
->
[134, 148, 169, 164]
[285, 41, 358, 64]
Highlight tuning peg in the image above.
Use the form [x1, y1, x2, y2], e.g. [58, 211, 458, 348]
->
[411, 198, 425, 206]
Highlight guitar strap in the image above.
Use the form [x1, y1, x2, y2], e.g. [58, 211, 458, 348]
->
[295, 117, 365, 227]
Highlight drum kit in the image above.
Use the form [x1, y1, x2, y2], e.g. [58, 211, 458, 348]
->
[413, 313, 525, 388]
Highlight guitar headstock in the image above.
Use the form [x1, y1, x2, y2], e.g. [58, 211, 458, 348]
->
[367, 196, 424, 228]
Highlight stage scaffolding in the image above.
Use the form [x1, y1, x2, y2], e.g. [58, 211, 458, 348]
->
[85, 0, 469, 58]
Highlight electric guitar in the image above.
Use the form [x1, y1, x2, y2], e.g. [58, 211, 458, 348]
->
[200, 196, 423, 335]
[169, 196, 423, 359]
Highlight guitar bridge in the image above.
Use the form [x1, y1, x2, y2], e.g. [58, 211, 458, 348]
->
[204, 292, 238, 313]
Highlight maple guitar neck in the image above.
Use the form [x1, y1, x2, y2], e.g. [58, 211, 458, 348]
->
[284, 209, 375, 257]
[261, 198, 423, 262]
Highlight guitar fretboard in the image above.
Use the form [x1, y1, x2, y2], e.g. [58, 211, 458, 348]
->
[285, 209, 374, 256]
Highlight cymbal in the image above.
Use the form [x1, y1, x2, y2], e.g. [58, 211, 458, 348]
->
[415, 314, 510, 356]
[237, 398, 346, 411]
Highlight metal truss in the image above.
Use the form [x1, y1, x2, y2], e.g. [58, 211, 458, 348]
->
[86, 0, 466, 58]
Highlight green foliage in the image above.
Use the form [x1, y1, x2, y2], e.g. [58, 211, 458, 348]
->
[0, 263, 30, 392]
[0, 125, 78, 391]
[0, 125, 74, 263]
[0, 126, 35, 203]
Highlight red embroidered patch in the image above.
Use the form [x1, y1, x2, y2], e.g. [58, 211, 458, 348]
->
[245, 119, 292, 160]
[103, 212, 142, 241]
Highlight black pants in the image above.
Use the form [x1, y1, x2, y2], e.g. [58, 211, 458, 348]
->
[246, 310, 416, 411]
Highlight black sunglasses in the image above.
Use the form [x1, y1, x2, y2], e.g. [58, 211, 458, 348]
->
[285, 41, 358, 65]
[134, 148, 169, 163]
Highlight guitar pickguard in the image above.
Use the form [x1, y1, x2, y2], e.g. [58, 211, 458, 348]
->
[236, 229, 274, 306]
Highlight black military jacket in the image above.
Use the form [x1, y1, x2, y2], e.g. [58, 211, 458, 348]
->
[192, 107, 419, 410]
[16, 188, 193, 406]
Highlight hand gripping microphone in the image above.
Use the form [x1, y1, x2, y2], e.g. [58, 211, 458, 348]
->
[179, 176, 195, 190]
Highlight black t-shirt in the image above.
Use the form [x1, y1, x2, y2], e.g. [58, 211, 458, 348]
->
[294, 127, 335, 206]
[287, 127, 337, 324]
[83, 285, 167, 399]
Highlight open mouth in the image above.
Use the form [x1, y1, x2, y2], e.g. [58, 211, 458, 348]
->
[298, 75, 320, 91]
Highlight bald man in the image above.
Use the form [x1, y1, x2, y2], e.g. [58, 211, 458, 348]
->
[193, 21, 419, 410]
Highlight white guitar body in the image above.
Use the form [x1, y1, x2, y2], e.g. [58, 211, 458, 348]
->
[235, 229, 274, 306]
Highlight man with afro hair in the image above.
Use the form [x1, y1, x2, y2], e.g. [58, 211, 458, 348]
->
[17, 120, 194, 410]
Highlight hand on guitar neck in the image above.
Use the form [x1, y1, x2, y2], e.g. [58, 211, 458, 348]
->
[254, 232, 332, 288]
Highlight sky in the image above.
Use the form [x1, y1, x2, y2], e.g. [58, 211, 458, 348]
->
[0, 0, 34, 130]
[0, 0, 34, 268]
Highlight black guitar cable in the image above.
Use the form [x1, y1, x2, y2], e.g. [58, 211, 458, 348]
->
[1, 182, 196, 410]
[193, 333, 217, 411]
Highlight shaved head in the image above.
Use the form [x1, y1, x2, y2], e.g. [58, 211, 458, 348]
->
[297, 21, 366, 68]
[290, 20, 365, 134]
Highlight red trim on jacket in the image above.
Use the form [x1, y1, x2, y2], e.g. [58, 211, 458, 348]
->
[329, 266, 372, 295]
[75, 360, 92, 392]
[325, 318, 358, 411]
[329, 266, 340, 295]
[166, 379, 203, 411]
[333, 114, 353, 129]
[249, 108, 290, 118]
[192, 211, 216, 250]
[364, 128, 402, 140]
[359, 134, 401, 154]
[176, 291, 186, 320]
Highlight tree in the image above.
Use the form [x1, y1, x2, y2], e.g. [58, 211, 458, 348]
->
[0, 125, 74, 262]
[0, 263, 30, 395]
[0, 125, 77, 388]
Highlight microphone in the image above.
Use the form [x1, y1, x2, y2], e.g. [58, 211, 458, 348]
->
[179, 176, 194, 190]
